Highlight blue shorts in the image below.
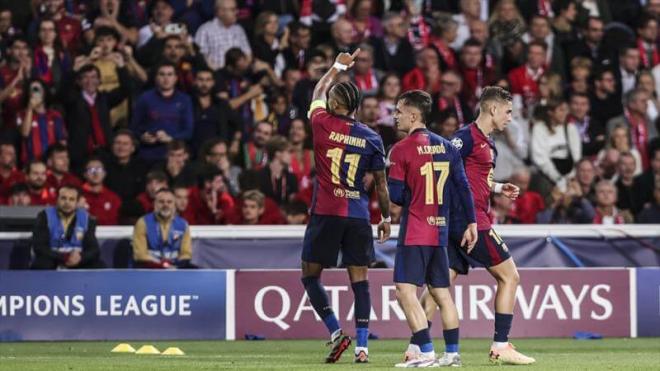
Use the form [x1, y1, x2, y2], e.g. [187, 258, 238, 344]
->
[393, 245, 450, 288]
[448, 228, 511, 274]
[302, 214, 374, 267]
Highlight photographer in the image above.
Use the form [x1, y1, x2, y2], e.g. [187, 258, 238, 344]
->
[18, 78, 66, 164]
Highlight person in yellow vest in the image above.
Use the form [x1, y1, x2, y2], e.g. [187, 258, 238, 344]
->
[132, 188, 194, 268]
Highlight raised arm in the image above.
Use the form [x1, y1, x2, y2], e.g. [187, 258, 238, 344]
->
[311, 48, 361, 103]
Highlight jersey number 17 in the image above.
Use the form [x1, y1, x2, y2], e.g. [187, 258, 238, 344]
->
[420, 161, 449, 205]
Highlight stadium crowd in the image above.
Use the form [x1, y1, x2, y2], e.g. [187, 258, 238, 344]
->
[0, 0, 659, 227]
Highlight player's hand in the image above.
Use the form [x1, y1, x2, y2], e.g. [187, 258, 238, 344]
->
[461, 223, 478, 253]
[334, 48, 360, 69]
[377, 220, 391, 243]
[501, 183, 520, 200]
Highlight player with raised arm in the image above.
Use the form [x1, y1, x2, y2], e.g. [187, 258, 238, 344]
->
[415, 86, 536, 365]
[388, 90, 478, 368]
[300, 49, 392, 364]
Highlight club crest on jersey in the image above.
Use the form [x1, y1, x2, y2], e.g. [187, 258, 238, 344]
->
[451, 137, 463, 149]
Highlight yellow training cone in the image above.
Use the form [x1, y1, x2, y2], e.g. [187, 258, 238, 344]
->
[162, 347, 185, 356]
[111, 343, 136, 353]
[135, 345, 160, 355]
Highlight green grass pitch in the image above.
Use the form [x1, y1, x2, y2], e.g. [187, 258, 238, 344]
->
[1, 338, 659, 370]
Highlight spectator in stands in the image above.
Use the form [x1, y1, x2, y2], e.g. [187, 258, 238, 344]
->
[284, 200, 309, 224]
[237, 189, 266, 225]
[359, 95, 395, 148]
[376, 73, 401, 128]
[531, 99, 582, 190]
[488, 0, 526, 51]
[173, 183, 196, 224]
[452, 0, 481, 50]
[568, 92, 605, 157]
[567, 57, 592, 95]
[241, 121, 273, 170]
[330, 17, 355, 55]
[510, 168, 545, 224]
[637, 179, 660, 223]
[347, 0, 383, 43]
[31, 185, 104, 269]
[157, 34, 201, 94]
[152, 140, 196, 187]
[636, 70, 659, 124]
[524, 14, 566, 79]
[597, 124, 643, 176]
[32, 18, 71, 94]
[131, 62, 193, 163]
[292, 49, 329, 113]
[82, 0, 139, 46]
[190, 68, 240, 151]
[632, 146, 660, 213]
[564, 17, 610, 68]
[370, 12, 415, 76]
[591, 180, 632, 224]
[614, 152, 638, 215]
[435, 70, 473, 126]
[429, 14, 458, 71]
[8, 183, 31, 206]
[64, 62, 128, 172]
[574, 158, 598, 202]
[252, 11, 287, 71]
[0, 36, 31, 133]
[266, 91, 295, 136]
[103, 130, 148, 205]
[18, 78, 67, 164]
[188, 167, 235, 224]
[288, 118, 314, 192]
[536, 177, 594, 224]
[45, 143, 81, 191]
[403, 47, 442, 94]
[81, 157, 121, 225]
[195, 0, 251, 70]
[551, 0, 578, 46]
[281, 68, 302, 110]
[0, 141, 25, 199]
[458, 38, 497, 110]
[608, 89, 658, 170]
[590, 68, 623, 125]
[492, 192, 517, 224]
[636, 14, 659, 69]
[616, 46, 641, 98]
[282, 21, 311, 71]
[132, 188, 194, 268]
[258, 135, 297, 205]
[25, 160, 56, 205]
[137, 0, 176, 48]
[508, 40, 546, 109]
[136, 170, 169, 214]
[216, 48, 267, 126]
[351, 44, 382, 96]
[197, 138, 241, 196]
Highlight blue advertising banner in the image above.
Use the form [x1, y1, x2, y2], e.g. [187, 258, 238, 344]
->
[637, 268, 660, 337]
[0, 270, 227, 341]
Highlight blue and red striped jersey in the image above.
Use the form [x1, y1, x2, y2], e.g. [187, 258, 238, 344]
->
[308, 100, 385, 220]
[449, 123, 498, 231]
[388, 128, 475, 247]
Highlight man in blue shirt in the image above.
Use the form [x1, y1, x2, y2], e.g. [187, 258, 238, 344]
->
[131, 62, 193, 163]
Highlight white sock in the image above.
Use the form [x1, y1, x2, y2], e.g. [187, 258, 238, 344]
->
[492, 341, 508, 349]
[331, 329, 342, 341]
[407, 344, 421, 353]
[445, 352, 458, 357]
[355, 346, 368, 355]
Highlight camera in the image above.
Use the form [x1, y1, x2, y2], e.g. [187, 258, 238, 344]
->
[165, 23, 185, 35]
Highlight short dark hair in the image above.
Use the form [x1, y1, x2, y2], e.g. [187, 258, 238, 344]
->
[462, 38, 483, 49]
[46, 142, 68, 160]
[7, 35, 28, 49]
[265, 135, 290, 160]
[10, 182, 29, 195]
[395, 90, 432, 123]
[163, 34, 182, 46]
[479, 86, 512, 109]
[58, 184, 81, 198]
[569, 92, 590, 101]
[114, 129, 138, 146]
[77, 64, 101, 80]
[26, 159, 46, 173]
[156, 61, 178, 73]
[94, 26, 120, 42]
[146, 170, 168, 183]
[155, 187, 175, 198]
[288, 21, 310, 35]
[167, 140, 188, 153]
[637, 13, 657, 30]
[528, 40, 548, 52]
[284, 200, 308, 215]
[84, 156, 104, 168]
[195, 66, 214, 77]
[225, 47, 246, 68]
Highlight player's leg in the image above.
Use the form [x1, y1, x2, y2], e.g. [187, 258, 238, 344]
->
[480, 229, 534, 365]
[393, 245, 437, 368]
[341, 218, 375, 363]
[427, 247, 461, 367]
[300, 215, 348, 363]
[347, 266, 370, 363]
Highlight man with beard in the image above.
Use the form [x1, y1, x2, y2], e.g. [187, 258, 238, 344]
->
[132, 188, 194, 268]
[25, 160, 56, 205]
[590, 69, 623, 126]
[0, 141, 25, 199]
[45, 143, 82, 191]
[190, 68, 241, 151]
[241, 121, 273, 170]
[257, 136, 297, 205]
[31, 185, 104, 269]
